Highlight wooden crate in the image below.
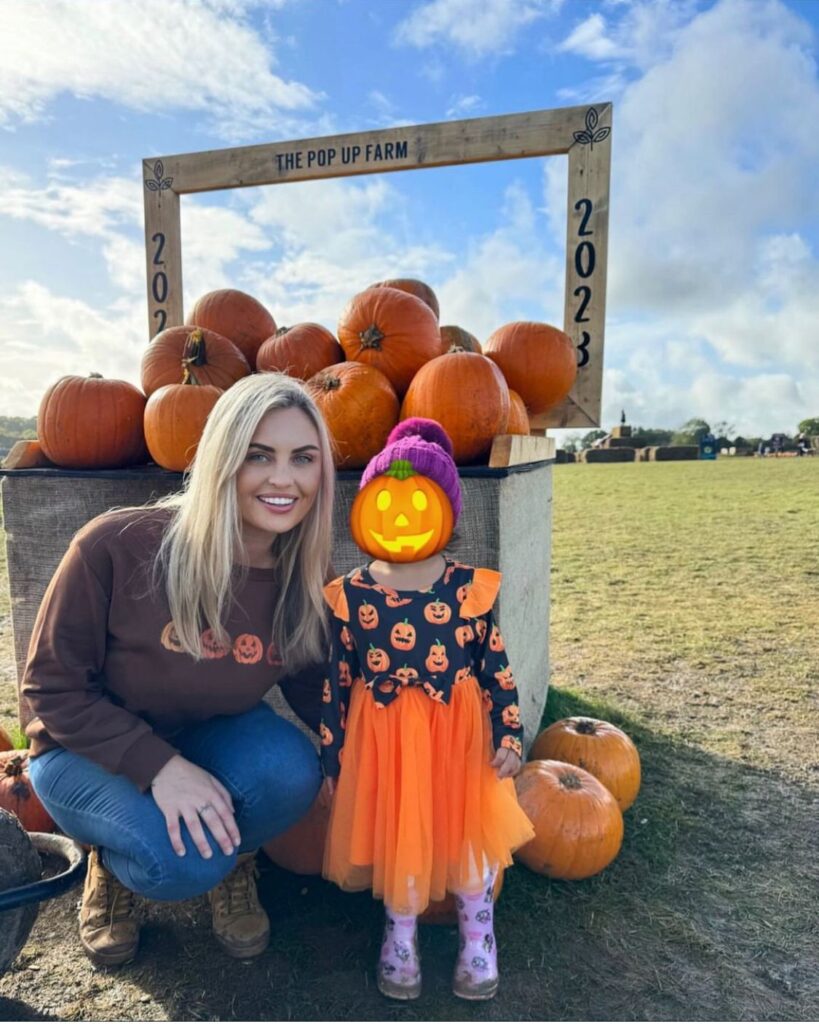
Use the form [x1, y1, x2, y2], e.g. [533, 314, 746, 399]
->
[1, 460, 553, 751]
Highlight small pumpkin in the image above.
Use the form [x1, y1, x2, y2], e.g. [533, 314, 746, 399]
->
[0, 751, 55, 832]
[425, 641, 449, 674]
[307, 362, 399, 469]
[489, 625, 505, 652]
[201, 628, 230, 659]
[143, 381, 222, 472]
[514, 760, 624, 879]
[494, 666, 515, 690]
[188, 288, 277, 370]
[455, 624, 474, 648]
[394, 665, 419, 686]
[337, 287, 440, 396]
[0, 726, 14, 752]
[338, 661, 352, 687]
[485, 321, 577, 416]
[37, 374, 147, 470]
[400, 350, 510, 464]
[256, 323, 344, 380]
[367, 645, 390, 673]
[505, 389, 529, 435]
[390, 619, 416, 651]
[424, 598, 451, 625]
[262, 793, 329, 875]
[160, 621, 184, 653]
[358, 601, 379, 630]
[439, 325, 481, 355]
[141, 326, 250, 397]
[528, 717, 641, 811]
[371, 278, 440, 320]
[350, 458, 454, 563]
[232, 633, 264, 665]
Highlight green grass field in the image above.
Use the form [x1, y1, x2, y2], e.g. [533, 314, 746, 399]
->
[1, 457, 817, 1021]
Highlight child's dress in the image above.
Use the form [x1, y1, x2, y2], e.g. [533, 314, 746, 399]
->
[321, 556, 535, 915]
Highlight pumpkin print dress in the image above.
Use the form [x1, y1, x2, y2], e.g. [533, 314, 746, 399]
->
[321, 556, 535, 915]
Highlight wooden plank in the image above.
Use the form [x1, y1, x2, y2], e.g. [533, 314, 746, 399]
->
[142, 161, 183, 339]
[529, 394, 599, 431]
[150, 106, 601, 194]
[489, 434, 556, 468]
[1, 441, 54, 470]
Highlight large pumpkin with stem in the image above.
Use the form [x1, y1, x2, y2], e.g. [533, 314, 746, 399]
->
[37, 374, 148, 469]
[337, 287, 440, 396]
[514, 759, 623, 879]
[0, 751, 55, 832]
[307, 362, 399, 469]
[256, 323, 344, 380]
[144, 381, 223, 472]
[529, 718, 641, 811]
[188, 288, 277, 369]
[400, 350, 510, 464]
[485, 321, 577, 415]
[371, 278, 440, 320]
[439, 325, 481, 355]
[141, 326, 250, 397]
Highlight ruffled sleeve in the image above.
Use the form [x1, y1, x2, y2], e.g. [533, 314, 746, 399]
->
[459, 567, 501, 618]
[323, 576, 350, 621]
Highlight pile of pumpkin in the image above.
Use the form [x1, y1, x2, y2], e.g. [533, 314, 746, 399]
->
[33, 280, 577, 472]
[0, 726, 54, 834]
[264, 714, 641, 925]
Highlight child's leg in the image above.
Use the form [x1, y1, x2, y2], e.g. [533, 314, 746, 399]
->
[452, 867, 499, 1000]
[377, 904, 421, 1000]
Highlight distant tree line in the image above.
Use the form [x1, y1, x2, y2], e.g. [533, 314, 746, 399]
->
[0, 416, 37, 456]
[562, 417, 819, 454]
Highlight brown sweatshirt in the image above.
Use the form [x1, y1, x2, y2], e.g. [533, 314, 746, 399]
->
[22, 507, 324, 791]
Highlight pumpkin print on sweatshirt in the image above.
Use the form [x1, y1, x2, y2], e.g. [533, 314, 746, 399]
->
[233, 633, 264, 664]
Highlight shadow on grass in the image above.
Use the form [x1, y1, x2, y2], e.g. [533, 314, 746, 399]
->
[3, 693, 817, 1022]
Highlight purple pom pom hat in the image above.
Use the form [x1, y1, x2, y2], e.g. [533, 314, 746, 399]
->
[359, 418, 463, 524]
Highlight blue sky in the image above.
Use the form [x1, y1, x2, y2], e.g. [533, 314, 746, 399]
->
[1, 0, 818, 439]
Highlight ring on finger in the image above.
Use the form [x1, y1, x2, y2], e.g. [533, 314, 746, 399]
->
[198, 802, 214, 814]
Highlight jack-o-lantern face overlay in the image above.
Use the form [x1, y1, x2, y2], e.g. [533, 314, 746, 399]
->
[350, 459, 454, 563]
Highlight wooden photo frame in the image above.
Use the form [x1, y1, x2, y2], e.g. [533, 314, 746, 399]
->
[143, 103, 612, 429]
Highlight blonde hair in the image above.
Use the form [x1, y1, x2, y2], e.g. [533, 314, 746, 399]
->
[148, 373, 334, 667]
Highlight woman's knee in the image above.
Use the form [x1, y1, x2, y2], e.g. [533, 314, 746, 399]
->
[113, 843, 236, 903]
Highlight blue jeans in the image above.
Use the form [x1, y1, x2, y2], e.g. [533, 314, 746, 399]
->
[29, 703, 321, 902]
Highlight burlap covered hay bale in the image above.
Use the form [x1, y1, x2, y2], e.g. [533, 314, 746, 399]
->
[604, 436, 639, 449]
[637, 447, 654, 462]
[556, 449, 576, 464]
[649, 445, 699, 461]
[579, 447, 636, 463]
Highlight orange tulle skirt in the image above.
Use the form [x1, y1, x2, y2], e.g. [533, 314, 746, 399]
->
[323, 676, 535, 915]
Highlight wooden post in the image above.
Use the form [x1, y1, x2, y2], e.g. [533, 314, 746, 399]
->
[143, 103, 612, 426]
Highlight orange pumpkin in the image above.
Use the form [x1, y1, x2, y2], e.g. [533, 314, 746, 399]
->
[495, 666, 515, 690]
[0, 726, 13, 752]
[394, 665, 419, 686]
[0, 751, 55, 832]
[358, 602, 379, 630]
[350, 460, 454, 563]
[367, 645, 390, 673]
[439, 325, 481, 355]
[528, 718, 641, 811]
[37, 374, 147, 470]
[455, 624, 474, 648]
[141, 326, 250, 397]
[489, 625, 504, 651]
[505, 389, 529, 435]
[371, 278, 440, 320]
[400, 350, 510, 464]
[419, 870, 504, 926]
[266, 642, 283, 667]
[256, 323, 344, 380]
[160, 621, 184, 653]
[307, 361, 399, 469]
[424, 598, 452, 625]
[337, 287, 440, 396]
[485, 321, 577, 416]
[425, 641, 449, 674]
[188, 288, 277, 370]
[232, 633, 264, 665]
[262, 793, 330, 875]
[320, 723, 334, 747]
[201, 628, 230, 659]
[514, 760, 623, 879]
[144, 381, 222, 472]
[390, 619, 416, 651]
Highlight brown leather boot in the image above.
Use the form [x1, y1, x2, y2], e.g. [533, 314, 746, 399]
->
[209, 852, 270, 959]
[78, 847, 139, 966]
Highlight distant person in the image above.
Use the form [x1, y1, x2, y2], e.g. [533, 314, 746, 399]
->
[796, 432, 809, 456]
[22, 374, 333, 966]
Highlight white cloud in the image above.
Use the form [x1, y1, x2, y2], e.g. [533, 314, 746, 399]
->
[395, 0, 563, 58]
[445, 94, 482, 118]
[0, 0, 321, 140]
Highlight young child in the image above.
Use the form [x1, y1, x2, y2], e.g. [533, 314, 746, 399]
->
[320, 418, 534, 1001]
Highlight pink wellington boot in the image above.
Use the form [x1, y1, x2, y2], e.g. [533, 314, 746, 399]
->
[376, 907, 421, 1000]
[452, 874, 499, 1000]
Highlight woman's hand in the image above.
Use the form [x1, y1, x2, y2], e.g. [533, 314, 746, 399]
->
[490, 747, 522, 779]
[150, 755, 241, 858]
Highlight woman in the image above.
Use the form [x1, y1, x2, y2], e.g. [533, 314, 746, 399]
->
[22, 373, 334, 966]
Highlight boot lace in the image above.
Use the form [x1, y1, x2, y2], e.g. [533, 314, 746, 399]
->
[218, 857, 260, 917]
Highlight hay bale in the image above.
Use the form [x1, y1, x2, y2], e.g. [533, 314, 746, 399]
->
[579, 447, 636, 463]
[603, 437, 638, 449]
[637, 447, 654, 462]
[556, 449, 576, 464]
[649, 445, 699, 461]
